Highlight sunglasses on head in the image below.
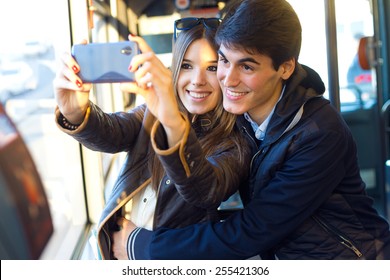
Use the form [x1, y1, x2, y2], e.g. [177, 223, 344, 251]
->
[173, 17, 221, 41]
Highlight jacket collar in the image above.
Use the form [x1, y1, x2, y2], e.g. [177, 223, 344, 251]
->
[265, 63, 325, 144]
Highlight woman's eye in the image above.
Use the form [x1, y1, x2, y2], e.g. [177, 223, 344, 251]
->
[181, 63, 192, 70]
[208, 65, 217, 72]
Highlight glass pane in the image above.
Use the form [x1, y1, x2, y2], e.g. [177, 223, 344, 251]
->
[336, 0, 376, 110]
[0, 0, 87, 259]
[288, 0, 328, 98]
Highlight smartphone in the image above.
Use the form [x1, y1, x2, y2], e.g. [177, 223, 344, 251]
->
[71, 41, 139, 83]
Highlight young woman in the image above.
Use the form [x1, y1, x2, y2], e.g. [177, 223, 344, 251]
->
[53, 18, 251, 260]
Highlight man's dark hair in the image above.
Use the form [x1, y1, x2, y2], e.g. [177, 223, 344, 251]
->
[216, 0, 302, 70]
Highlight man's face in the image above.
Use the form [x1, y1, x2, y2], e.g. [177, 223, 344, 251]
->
[217, 43, 292, 124]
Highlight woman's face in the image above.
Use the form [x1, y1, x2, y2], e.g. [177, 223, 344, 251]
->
[177, 38, 221, 115]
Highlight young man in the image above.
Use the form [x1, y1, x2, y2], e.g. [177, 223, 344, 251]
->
[113, 0, 390, 259]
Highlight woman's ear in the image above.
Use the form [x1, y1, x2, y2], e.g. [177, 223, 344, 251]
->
[280, 58, 296, 80]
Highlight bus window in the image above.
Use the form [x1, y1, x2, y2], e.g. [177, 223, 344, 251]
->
[336, 0, 376, 110]
[0, 0, 88, 259]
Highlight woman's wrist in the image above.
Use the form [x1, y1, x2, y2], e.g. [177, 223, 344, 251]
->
[59, 113, 81, 130]
[163, 117, 187, 147]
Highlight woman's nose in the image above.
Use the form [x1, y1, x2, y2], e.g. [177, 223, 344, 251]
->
[191, 70, 206, 86]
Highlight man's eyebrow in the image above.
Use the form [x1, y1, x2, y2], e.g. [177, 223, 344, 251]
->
[217, 49, 260, 65]
[217, 50, 226, 59]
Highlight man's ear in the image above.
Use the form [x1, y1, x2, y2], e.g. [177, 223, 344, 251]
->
[280, 58, 295, 80]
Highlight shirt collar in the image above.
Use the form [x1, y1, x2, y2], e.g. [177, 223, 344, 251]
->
[244, 85, 286, 141]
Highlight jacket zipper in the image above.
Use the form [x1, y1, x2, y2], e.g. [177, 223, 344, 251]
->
[101, 227, 111, 259]
[97, 178, 152, 259]
[152, 178, 163, 230]
[312, 215, 363, 258]
[241, 126, 261, 171]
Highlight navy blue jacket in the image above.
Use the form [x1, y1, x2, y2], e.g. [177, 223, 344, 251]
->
[128, 64, 390, 260]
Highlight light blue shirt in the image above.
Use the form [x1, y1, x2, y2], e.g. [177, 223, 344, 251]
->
[244, 85, 286, 141]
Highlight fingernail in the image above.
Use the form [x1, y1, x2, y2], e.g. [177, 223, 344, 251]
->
[72, 65, 78, 73]
[76, 80, 82, 88]
[128, 65, 132, 71]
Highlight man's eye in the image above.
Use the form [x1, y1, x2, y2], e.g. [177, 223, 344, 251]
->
[218, 56, 228, 64]
[243, 65, 253, 71]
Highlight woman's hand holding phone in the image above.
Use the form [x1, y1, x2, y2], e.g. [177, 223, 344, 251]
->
[120, 35, 186, 147]
[53, 40, 91, 125]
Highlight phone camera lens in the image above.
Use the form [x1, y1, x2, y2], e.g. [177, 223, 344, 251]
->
[121, 46, 133, 55]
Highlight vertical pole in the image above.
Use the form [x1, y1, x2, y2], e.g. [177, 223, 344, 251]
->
[324, 0, 341, 111]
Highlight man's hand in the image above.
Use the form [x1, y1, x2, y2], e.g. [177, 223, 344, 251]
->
[112, 217, 137, 260]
